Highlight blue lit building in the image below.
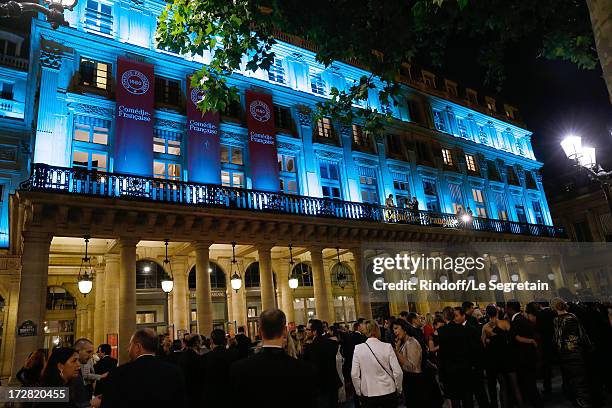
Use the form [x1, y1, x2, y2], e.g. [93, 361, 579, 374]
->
[0, 2, 571, 379]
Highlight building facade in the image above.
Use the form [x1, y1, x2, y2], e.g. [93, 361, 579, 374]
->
[0, 1, 579, 381]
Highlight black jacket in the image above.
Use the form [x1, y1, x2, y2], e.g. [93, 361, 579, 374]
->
[437, 322, 472, 397]
[100, 355, 186, 408]
[93, 356, 117, 397]
[234, 333, 252, 359]
[200, 346, 239, 405]
[230, 347, 316, 408]
[178, 349, 202, 406]
[303, 336, 342, 392]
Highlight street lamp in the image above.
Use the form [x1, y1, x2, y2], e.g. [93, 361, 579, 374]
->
[287, 244, 299, 290]
[161, 239, 174, 294]
[561, 135, 612, 215]
[77, 235, 94, 296]
[229, 242, 242, 292]
[0, 0, 77, 29]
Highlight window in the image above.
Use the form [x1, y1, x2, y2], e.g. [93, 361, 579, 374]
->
[221, 170, 244, 187]
[292, 263, 313, 287]
[507, 166, 520, 186]
[1, 83, 13, 100]
[314, 117, 335, 140]
[433, 110, 446, 132]
[352, 125, 372, 150]
[449, 183, 464, 214]
[244, 262, 260, 288]
[466, 89, 478, 105]
[472, 189, 487, 218]
[73, 116, 110, 145]
[386, 134, 403, 158]
[415, 140, 432, 163]
[278, 154, 298, 194]
[268, 58, 285, 84]
[422, 71, 436, 88]
[155, 77, 180, 107]
[153, 129, 181, 156]
[220, 145, 243, 165]
[154, 161, 181, 180]
[477, 125, 489, 144]
[273, 105, 293, 131]
[525, 171, 537, 189]
[79, 58, 109, 90]
[532, 201, 544, 224]
[504, 105, 516, 119]
[320, 161, 342, 199]
[573, 221, 592, 242]
[85, 0, 113, 34]
[422, 180, 440, 212]
[442, 148, 453, 166]
[359, 167, 378, 204]
[465, 154, 478, 172]
[515, 204, 527, 223]
[72, 150, 107, 171]
[310, 72, 326, 95]
[487, 161, 501, 182]
[491, 191, 508, 220]
[445, 80, 458, 97]
[485, 97, 496, 112]
[392, 173, 410, 207]
[457, 118, 468, 138]
[221, 99, 242, 121]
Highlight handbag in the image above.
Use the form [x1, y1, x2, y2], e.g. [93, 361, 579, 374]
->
[364, 343, 398, 394]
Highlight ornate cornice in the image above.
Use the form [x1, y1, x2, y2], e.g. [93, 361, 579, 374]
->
[69, 103, 113, 118]
[221, 131, 245, 146]
[354, 156, 378, 167]
[297, 110, 311, 127]
[339, 126, 351, 138]
[277, 141, 301, 152]
[40, 44, 62, 69]
[155, 119, 184, 130]
[315, 149, 343, 161]
[388, 164, 409, 173]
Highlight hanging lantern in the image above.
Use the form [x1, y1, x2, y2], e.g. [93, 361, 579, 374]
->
[77, 236, 94, 296]
[161, 239, 174, 293]
[288, 244, 299, 290]
[230, 242, 242, 292]
[332, 247, 349, 290]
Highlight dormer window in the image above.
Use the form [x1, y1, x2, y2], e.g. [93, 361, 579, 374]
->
[310, 71, 326, 95]
[485, 97, 496, 112]
[445, 80, 458, 97]
[399, 64, 412, 82]
[466, 89, 478, 105]
[504, 104, 517, 119]
[84, 0, 113, 35]
[422, 70, 436, 88]
[268, 58, 285, 84]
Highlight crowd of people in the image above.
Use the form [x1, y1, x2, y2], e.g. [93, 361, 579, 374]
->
[13, 297, 612, 408]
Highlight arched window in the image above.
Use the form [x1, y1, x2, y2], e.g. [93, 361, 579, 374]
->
[331, 262, 354, 288]
[46, 286, 76, 310]
[136, 260, 170, 289]
[188, 262, 226, 289]
[292, 263, 313, 287]
[244, 262, 260, 288]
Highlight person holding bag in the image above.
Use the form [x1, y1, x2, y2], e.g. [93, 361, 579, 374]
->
[351, 320, 403, 408]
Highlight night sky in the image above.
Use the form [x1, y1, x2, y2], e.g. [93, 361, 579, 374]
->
[441, 36, 612, 186]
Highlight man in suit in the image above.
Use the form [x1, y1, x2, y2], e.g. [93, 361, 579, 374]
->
[100, 328, 186, 407]
[234, 325, 251, 359]
[507, 300, 543, 408]
[93, 344, 117, 397]
[178, 334, 202, 406]
[200, 328, 238, 406]
[303, 319, 342, 408]
[230, 309, 316, 408]
[462, 301, 479, 328]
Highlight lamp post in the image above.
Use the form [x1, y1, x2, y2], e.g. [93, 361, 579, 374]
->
[560, 135, 612, 215]
[288, 244, 299, 290]
[0, 0, 77, 28]
[229, 242, 242, 293]
[161, 239, 174, 337]
[77, 235, 94, 296]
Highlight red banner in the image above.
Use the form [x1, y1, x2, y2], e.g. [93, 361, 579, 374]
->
[114, 57, 154, 176]
[246, 90, 279, 192]
[186, 77, 221, 184]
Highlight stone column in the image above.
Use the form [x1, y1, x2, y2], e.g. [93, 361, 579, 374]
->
[118, 239, 138, 364]
[275, 259, 295, 323]
[11, 232, 51, 380]
[171, 260, 189, 334]
[1, 276, 20, 379]
[310, 247, 332, 322]
[258, 245, 276, 311]
[87, 302, 95, 340]
[93, 269, 106, 346]
[350, 247, 372, 319]
[194, 242, 213, 335]
[104, 255, 119, 341]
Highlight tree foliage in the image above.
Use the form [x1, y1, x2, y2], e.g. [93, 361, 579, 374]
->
[156, 0, 598, 133]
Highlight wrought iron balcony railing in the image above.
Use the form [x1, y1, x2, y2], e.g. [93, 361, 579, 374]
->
[20, 164, 566, 238]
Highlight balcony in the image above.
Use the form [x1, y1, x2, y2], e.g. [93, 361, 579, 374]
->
[21, 164, 566, 239]
[0, 97, 24, 119]
[0, 54, 28, 71]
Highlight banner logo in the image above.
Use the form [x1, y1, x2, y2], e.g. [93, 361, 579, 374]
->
[190, 87, 204, 106]
[121, 69, 150, 95]
[249, 100, 271, 122]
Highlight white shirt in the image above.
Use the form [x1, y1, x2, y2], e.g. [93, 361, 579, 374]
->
[512, 312, 521, 322]
[351, 338, 403, 397]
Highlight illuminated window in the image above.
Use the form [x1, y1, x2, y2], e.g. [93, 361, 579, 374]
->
[72, 150, 107, 172]
[352, 125, 372, 150]
[221, 170, 244, 187]
[84, 0, 112, 34]
[278, 154, 298, 194]
[220, 145, 243, 165]
[79, 58, 109, 90]
[314, 117, 335, 140]
[392, 173, 410, 207]
[472, 189, 487, 218]
[153, 129, 181, 156]
[155, 77, 180, 107]
[359, 167, 378, 204]
[154, 161, 181, 180]
[320, 161, 342, 199]
[73, 116, 110, 145]
[268, 58, 285, 84]
[465, 154, 478, 172]
[310, 72, 326, 95]
[449, 183, 464, 214]
[442, 148, 453, 166]
[485, 97, 496, 112]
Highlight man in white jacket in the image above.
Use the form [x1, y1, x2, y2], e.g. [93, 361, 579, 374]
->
[351, 320, 403, 407]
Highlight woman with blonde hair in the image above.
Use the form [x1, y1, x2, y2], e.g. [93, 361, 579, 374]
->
[351, 320, 403, 407]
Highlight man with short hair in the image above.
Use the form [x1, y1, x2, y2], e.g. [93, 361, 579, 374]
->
[201, 329, 238, 406]
[100, 328, 186, 407]
[230, 309, 315, 407]
[178, 334, 202, 406]
[74, 338, 102, 405]
[93, 344, 116, 397]
[234, 325, 251, 359]
[462, 301, 479, 327]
